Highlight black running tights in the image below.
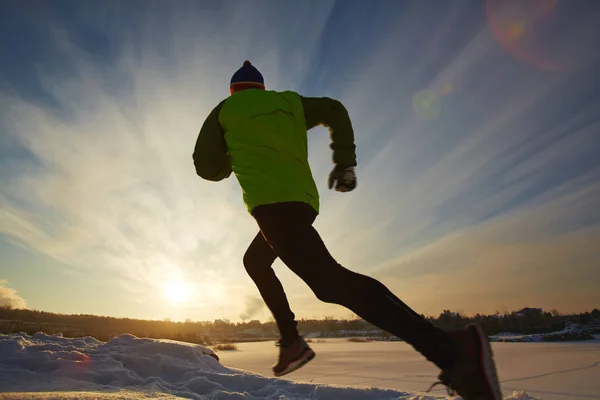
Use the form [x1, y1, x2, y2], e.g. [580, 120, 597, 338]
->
[244, 201, 453, 369]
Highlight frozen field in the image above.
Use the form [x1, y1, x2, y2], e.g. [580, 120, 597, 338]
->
[0, 333, 599, 399]
[219, 337, 600, 400]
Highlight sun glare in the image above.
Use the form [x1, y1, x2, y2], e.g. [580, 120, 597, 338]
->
[163, 281, 191, 304]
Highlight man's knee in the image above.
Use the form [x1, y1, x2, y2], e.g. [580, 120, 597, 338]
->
[243, 250, 258, 275]
[243, 248, 272, 277]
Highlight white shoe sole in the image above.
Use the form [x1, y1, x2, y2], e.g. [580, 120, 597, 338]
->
[273, 348, 316, 377]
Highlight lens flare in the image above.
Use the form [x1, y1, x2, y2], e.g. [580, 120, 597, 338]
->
[440, 84, 452, 97]
[412, 90, 441, 120]
[486, 0, 600, 72]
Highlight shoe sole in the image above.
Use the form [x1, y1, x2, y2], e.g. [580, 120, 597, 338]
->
[469, 323, 503, 400]
[273, 348, 316, 377]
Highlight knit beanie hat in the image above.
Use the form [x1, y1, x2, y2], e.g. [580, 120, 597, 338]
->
[230, 61, 265, 94]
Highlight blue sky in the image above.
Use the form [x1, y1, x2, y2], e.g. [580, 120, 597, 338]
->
[1, 0, 599, 323]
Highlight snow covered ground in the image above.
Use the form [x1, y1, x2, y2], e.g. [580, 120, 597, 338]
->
[220, 338, 600, 400]
[489, 324, 595, 342]
[1, 333, 598, 399]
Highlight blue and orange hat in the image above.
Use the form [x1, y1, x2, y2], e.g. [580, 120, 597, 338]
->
[230, 60, 265, 95]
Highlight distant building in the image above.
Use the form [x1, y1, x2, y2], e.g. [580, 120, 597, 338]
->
[515, 308, 543, 317]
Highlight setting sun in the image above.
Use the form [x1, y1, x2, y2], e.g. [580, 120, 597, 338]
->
[163, 281, 191, 304]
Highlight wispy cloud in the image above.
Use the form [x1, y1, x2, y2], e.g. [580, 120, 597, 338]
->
[0, 1, 337, 320]
[308, 1, 600, 315]
[1, 1, 599, 320]
[371, 175, 600, 315]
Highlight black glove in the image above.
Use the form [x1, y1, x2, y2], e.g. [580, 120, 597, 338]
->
[328, 164, 357, 192]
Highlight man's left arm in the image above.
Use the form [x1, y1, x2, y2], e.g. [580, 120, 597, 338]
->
[192, 101, 232, 182]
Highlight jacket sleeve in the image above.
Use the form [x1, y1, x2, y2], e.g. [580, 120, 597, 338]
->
[192, 101, 232, 182]
[300, 96, 357, 166]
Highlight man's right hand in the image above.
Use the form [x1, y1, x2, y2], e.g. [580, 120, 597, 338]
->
[328, 164, 357, 192]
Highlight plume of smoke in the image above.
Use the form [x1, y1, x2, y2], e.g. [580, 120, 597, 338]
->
[239, 296, 265, 321]
[0, 280, 28, 309]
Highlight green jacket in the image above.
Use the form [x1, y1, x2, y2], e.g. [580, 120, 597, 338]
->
[193, 89, 356, 214]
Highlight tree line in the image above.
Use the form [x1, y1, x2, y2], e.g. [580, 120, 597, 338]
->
[0, 305, 598, 343]
[429, 308, 600, 335]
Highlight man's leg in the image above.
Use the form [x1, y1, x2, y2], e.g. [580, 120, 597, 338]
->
[243, 231, 300, 342]
[252, 202, 455, 370]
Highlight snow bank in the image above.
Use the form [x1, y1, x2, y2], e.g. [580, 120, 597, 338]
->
[0, 391, 183, 399]
[504, 393, 539, 400]
[491, 324, 594, 342]
[0, 332, 447, 399]
[0, 332, 537, 399]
